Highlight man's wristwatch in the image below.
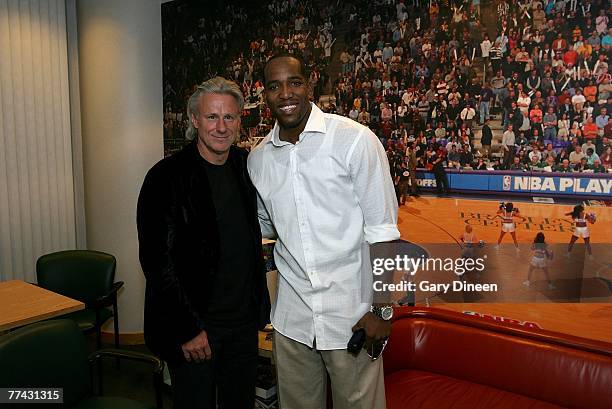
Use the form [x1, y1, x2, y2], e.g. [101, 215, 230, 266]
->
[371, 305, 394, 321]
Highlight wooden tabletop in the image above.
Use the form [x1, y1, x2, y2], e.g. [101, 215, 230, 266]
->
[0, 280, 85, 331]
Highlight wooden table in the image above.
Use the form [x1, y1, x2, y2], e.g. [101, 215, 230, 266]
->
[0, 280, 85, 331]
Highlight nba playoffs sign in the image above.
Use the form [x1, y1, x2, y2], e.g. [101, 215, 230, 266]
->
[499, 175, 611, 196]
[415, 170, 612, 198]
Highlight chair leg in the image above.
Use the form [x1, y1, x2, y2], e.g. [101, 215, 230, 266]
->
[98, 359, 104, 396]
[95, 310, 102, 350]
[113, 300, 120, 349]
[113, 299, 120, 369]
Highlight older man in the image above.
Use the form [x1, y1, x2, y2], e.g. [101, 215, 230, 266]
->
[138, 77, 270, 409]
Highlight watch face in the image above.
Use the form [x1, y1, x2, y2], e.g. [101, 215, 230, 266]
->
[381, 306, 394, 321]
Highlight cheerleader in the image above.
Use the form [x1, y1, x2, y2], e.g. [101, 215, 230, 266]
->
[523, 233, 555, 290]
[495, 202, 525, 250]
[566, 204, 596, 259]
[459, 224, 483, 259]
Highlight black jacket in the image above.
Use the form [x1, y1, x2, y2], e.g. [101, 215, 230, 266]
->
[137, 142, 270, 364]
[481, 124, 493, 146]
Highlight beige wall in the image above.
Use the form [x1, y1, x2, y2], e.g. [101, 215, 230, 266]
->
[76, 0, 164, 333]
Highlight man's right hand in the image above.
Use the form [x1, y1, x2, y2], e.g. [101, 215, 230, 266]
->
[181, 330, 211, 363]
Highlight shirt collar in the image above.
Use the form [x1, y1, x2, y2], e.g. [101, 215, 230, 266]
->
[269, 103, 327, 147]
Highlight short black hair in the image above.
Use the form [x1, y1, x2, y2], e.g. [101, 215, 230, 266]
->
[263, 53, 310, 86]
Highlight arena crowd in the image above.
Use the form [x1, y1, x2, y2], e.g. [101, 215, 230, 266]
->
[162, 0, 611, 174]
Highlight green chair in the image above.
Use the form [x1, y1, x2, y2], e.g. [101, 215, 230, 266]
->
[0, 319, 163, 408]
[36, 250, 123, 349]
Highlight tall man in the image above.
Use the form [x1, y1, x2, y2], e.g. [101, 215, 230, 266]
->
[248, 55, 399, 409]
[137, 77, 270, 409]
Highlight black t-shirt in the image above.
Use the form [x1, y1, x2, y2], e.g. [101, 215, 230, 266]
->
[398, 165, 410, 182]
[201, 158, 256, 327]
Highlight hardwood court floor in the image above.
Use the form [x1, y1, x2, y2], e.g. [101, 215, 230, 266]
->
[398, 195, 612, 344]
[398, 196, 611, 244]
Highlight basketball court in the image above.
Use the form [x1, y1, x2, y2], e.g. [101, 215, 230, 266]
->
[397, 195, 612, 344]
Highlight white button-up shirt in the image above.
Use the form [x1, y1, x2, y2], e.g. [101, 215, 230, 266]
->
[247, 104, 400, 350]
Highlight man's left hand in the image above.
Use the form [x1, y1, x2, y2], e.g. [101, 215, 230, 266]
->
[351, 312, 391, 350]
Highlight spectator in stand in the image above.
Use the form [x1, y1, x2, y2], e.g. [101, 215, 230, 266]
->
[480, 119, 493, 158]
[381, 102, 393, 123]
[529, 145, 543, 163]
[582, 116, 599, 141]
[542, 143, 557, 162]
[591, 158, 606, 173]
[585, 147, 600, 166]
[596, 10, 609, 36]
[557, 113, 571, 140]
[509, 156, 525, 171]
[349, 105, 359, 121]
[490, 69, 507, 108]
[540, 155, 556, 171]
[502, 124, 516, 169]
[601, 146, 612, 169]
[596, 107, 609, 136]
[528, 154, 542, 170]
[460, 103, 476, 129]
[358, 107, 371, 126]
[569, 146, 586, 164]
[447, 144, 461, 168]
[519, 111, 532, 138]
[517, 90, 531, 116]
[543, 106, 558, 140]
[529, 104, 544, 136]
[571, 88, 586, 112]
[556, 158, 572, 172]
[582, 138, 597, 155]
[584, 80, 598, 104]
[479, 82, 493, 124]
[459, 144, 474, 167]
[575, 156, 590, 172]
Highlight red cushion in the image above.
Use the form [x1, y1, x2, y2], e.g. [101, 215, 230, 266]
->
[385, 370, 564, 409]
[383, 308, 612, 409]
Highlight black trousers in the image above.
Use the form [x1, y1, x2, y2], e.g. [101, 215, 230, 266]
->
[434, 168, 449, 194]
[168, 321, 259, 409]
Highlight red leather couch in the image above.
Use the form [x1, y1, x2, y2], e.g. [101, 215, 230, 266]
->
[383, 308, 612, 409]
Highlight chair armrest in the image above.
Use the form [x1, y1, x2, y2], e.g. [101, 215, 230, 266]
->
[89, 348, 164, 409]
[92, 281, 124, 308]
[89, 348, 163, 374]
